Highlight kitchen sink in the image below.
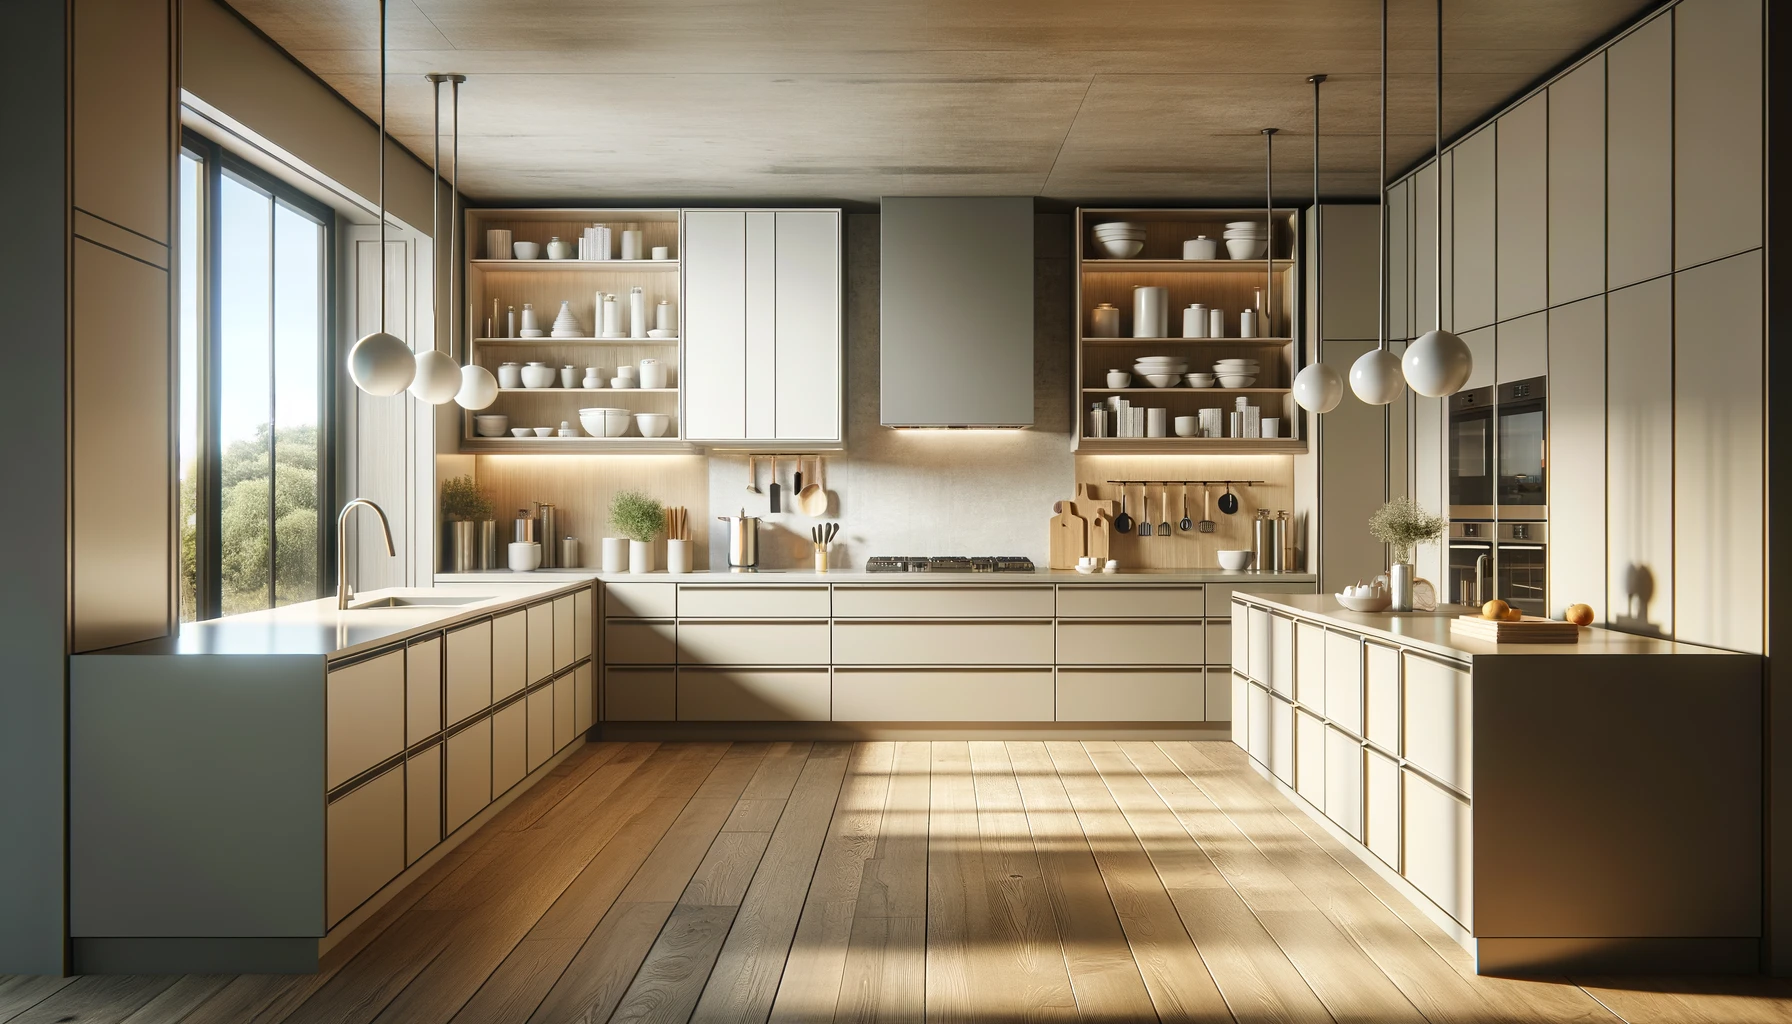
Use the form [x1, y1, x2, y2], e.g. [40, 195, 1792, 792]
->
[347, 595, 489, 610]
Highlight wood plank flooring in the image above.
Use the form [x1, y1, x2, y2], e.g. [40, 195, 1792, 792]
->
[9, 739, 1792, 1024]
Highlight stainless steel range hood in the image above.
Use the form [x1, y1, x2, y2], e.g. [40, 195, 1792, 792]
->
[879, 197, 1033, 428]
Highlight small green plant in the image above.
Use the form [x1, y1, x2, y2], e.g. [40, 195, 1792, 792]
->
[609, 489, 664, 543]
[1368, 496, 1445, 564]
[440, 475, 495, 522]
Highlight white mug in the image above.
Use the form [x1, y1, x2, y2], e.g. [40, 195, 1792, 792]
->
[1174, 415, 1198, 437]
[507, 542, 541, 572]
[651, 245, 671, 260]
[1262, 417, 1281, 438]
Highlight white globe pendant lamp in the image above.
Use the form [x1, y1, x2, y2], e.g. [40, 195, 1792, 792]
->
[1402, 0, 1473, 398]
[349, 0, 415, 397]
[410, 72, 463, 405]
[1292, 74, 1343, 414]
[444, 75, 498, 410]
[1350, 0, 1403, 407]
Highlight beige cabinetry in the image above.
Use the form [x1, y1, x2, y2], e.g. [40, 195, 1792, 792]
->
[1607, 13, 1674, 290]
[1495, 93, 1548, 320]
[836, 584, 1050, 619]
[527, 687, 554, 772]
[1548, 54, 1606, 305]
[1268, 692, 1294, 785]
[553, 596, 575, 672]
[1401, 654, 1473, 793]
[1057, 621, 1200, 666]
[405, 744, 441, 866]
[1387, 179, 1409, 339]
[836, 620, 1052, 666]
[1605, 278, 1675, 634]
[445, 620, 493, 726]
[492, 610, 528, 699]
[1323, 630, 1363, 735]
[1364, 747, 1401, 869]
[1294, 621, 1325, 715]
[1673, 0, 1762, 269]
[1058, 670, 1202, 722]
[1055, 586, 1200, 618]
[607, 582, 677, 618]
[678, 584, 831, 619]
[606, 619, 677, 664]
[72, 0, 172, 243]
[492, 700, 527, 795]
[325, 766, 404, 928]
[1403, 768, 1473, 927]
[1495, 311, 1546, 386]
[1268, 614, 1294, 697]
[1451, 127, 1497, 332]
[677, 669, 830, 721]
[1547, 298, 1607, 620]
[526, 602, 554, 685]
[1325, 726, 1364, 841]
[406, 637, 443, 747]
[834, 670, 1054, 722]
[1295, 709, 1325, 806]
[326, 650, 405, 790]
[445, 718, 492, 834]
[1363, 642, 1400, 753]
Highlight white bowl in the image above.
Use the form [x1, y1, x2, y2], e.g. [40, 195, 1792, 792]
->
[507, 541, 541, 572]
[1134, 355, 1188, 364]
[579, 407, 632, 438]
[1336, 591, 1393, 612]
[1225, 238, 1268, 260]
[1185, 373, 1216, 387]
[1225, 221, 1265, 231]
[1144, 373, 1182, 388]
[532, 426, 555, 437]
[509, 427, 532, 438]
[1217, 374, 1257, 388]
[474, 414, 509, 438]
[610, 377, 638, 389]
[1217, 550, 1254, 571]
[646, 328, 675, 338]
[1093, 221, 1143, 233]
[1106, 371, 1132, 388]
[520, 363, 557, 388]
[634, 413, 671, 438]
[1097, 238, 1144, 258]
[1174, 415, 1198, 437]
[1074, 564, 1097, 574]
[1133, 365, 1188, 377]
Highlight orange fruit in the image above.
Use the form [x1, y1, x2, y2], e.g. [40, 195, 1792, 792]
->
[1481, 599, 1510, 620]
[1565, 603, 1594, 626]
[1504, 609, 1524, 621]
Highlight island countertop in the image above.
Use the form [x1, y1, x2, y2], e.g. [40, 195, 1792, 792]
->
[437, 568, 1319, 586]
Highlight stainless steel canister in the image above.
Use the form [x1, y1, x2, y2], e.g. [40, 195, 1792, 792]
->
[537, 502, 558, 569]
[448, 520, 476, 573]
[513, 508, 537, 544]
[1271, 510, 1289, 572]
[716, 509, 760, 570]
[1253, 510, 1275, 572]
[478, 520, 499, 569]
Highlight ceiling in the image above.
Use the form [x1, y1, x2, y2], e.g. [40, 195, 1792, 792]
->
[230, 0, 1659, 205]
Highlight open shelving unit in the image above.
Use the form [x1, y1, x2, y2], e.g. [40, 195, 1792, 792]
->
[461, 208, 693, 452]
[1074, 207, 1305, 453]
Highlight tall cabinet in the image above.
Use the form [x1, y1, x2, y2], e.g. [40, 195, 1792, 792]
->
[683, 210, 843, 447]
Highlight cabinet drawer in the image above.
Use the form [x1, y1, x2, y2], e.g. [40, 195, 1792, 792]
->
[676, 585, 831, 619]
[405, 744, 441, 866]
[606, 619, 676, 664]
[606, 581, 676, 618]
[553, 673, 575, 751]
[1231, 605, 1248, 668]
[833, 585, 1052, 618]
[325, 764, 404, 927]
[1402, 653, 1473, 794]
[1403, 767, 1474, 927]
[574, 663, 596, 733]
[492, 610, 527, 700]
[1268, 693, 1294, 784]
[1247, 682, 1271, 765]
[527, 687, 554, 772]
[1325, 726, 1364, 841]
[1057, 621, 1202, 666]
[1365, 747, 1400, 869]
[575, 588, 594, 661]
[833, 669, 1054, 721]
[1207, 581, 1316, 612]
[1295, 709, 1325, 806]
[1206, 620, 1231, 666]
[678, 668, 830, 721]
[553, 595, 575, 671]
[1269, 615, 1294, 696]
[491, 701, 527, 797]
[605, 668, 675, 722]
[527, 602, 554, 684]
[445, 718, 491, 834]
[445, 620, 492, 726]
[1057, 669, 1203, 722]
[1364, 642, 1401, 753]
[1204, 668, 1230, 723]
[1324, 631, 1364, 735]
[1055, 585, 1201, 618]
[1230, 673, 1250, 746]
[833, 620, 1053, 665]
[678, 620, 829, 665]
[1247, 607, 1271, 682]
[327, 649, 405, 791]
[1295, 621, 1326, 714]
[406, 636, 443, 746]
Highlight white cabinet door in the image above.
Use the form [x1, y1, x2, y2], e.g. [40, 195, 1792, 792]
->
[1324, 631, 1364, 736]
[775, 211, 842, 440]
[1295, 709, 1325, 807]
[1364, 642, 1400, 754]
[1549, 54, 1606, 306]
[326, 765, 404, 927]
[445, 718, 491, 834]
[1403, 767, 1474, 927]
[1268, 694, 1294, 785]
[1548, 297, 1606, 620]
[1268, 615, 1294, 697]
[745, 212, 777, 439]
[327, 649, 405, 791]
[1247, 682, 1272, 766]
[492, 610, 527, 700]
[406, 636, 443, 747]
[1495, 93, 1548, 321]
[1674, 0, 1763, 270]
[1230, 673, 1250, 747]
[1364, 747, 1400, 869]
[445, 620, 492, 726]
[683, 211, 748, 440]
[1606, 278, 1674, 634]
[1451, 126, 1496, 332]
[1387, 179, 1409, 340]
[405, 743, 441, 866]
[1607, 14, 1673, 289]
[1247, 607, 1271, 683]
[1401, 654, 1473, 794]
[1325, 726, 1363, 841]
[1496, 311, 1547, 386]
[1294, 621, 1325, 715]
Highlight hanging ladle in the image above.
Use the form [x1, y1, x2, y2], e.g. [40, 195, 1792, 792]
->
[1218, 481, 1240, 515]
[1179, 484, 1194, 532]
[1113, 486, 1134, 534]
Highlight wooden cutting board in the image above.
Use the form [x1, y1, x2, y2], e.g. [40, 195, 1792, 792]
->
[1088, 509, 1112, 562]
[1073, 482, 1115, 522]
[1450, 614, 1581, 644]
[1049, 503, 1088, 569]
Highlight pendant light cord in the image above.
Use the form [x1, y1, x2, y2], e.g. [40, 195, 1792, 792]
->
[428, 75, 440, 354]
[1377, 0, 1387, 354]
[377, 0, 387, 334]
[1435, 0, 1445, 328]
[451, 77, 461, 362]
[1310, 75, 1325, 367]
[1262, 127, 1276, 337]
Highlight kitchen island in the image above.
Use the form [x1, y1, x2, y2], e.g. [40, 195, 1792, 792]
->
[1230, 592, 1763, 975]
[68, 581, 597, 974]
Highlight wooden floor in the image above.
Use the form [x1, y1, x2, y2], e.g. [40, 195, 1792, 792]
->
[6, 740, 1792, 1024]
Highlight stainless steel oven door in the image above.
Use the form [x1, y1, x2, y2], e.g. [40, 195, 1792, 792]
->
[1448, 385, 1496, 520]
[1494, 522, 1548, 617]
[1496, 376, 1547, 522]
[1447, 522, 1493, 607]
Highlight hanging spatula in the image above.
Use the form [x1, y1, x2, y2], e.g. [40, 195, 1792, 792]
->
[768, 455, 781, 513]
[1158, 483, 1171, 536]
[1139, 488, 1153, 537]
[1198, 485, 1216, 533]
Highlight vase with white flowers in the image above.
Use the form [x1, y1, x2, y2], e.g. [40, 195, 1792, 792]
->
[1368, 497, 1445, 611]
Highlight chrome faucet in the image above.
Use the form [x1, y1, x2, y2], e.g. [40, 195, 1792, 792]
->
[1474, 552, 1491, 605]
[338, 498, 396, 609]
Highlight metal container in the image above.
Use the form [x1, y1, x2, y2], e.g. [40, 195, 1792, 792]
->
[561, 536, 579, 569]
[478, 520, 499, 569]
[537, 502, 559, 569]
[1273, 509, 1291, 572]
[1390, 562, 1415, 612]
[1252, 510, 1276, 573]
[447, 520, 476, 573]
[512, 508, 537, 544]
[716, 509, 761, 570]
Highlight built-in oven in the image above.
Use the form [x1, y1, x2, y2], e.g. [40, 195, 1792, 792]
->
[1448, 385, 1495, 520]
[1448, 521, 1493, 607]
[1495, 521, 1547, 617]
[1496, 376, 1547, 521]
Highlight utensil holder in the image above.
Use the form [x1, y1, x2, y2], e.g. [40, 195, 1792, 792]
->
[628, 540, 654, 574]
[561, 536, 580, 568]
[814, 547, 829, 573]
[602, 537, 628, 573]
[667, 539, 692, 575]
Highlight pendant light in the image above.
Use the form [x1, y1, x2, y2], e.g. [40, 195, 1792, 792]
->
[347, 0, 416, 397]
[1349, 0, 1405, 406]
[410, 73, 462, 404]
[1293, 74, 1344, 414]
[1402, 0, 1474, 397]
[446, 75, 498, 409]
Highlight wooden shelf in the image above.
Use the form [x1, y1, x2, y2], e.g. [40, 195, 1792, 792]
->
[476, 337, 678, 346]
[1082, 336, 1291, 345]
[469, 259, 679, 271]
[1080, 258, 1293, 273]
[460, 436, 695, 454]
[1076, 437, 1307, 454]
[495, 387, 677, 395]
[1082, 387, 1292, 395]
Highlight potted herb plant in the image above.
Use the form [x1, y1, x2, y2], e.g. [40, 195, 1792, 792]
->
[609, 489, 664, 574]
[1368, 496, 1445, 611]
[440, 475, 496, 572]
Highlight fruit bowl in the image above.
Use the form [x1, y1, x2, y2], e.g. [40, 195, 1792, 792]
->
[1335, 591, 1393, 612]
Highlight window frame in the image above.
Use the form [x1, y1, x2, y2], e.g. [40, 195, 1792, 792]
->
[181, 128, 340, 620]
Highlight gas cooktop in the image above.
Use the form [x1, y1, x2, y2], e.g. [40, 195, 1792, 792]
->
[865, 556, 1036, 573]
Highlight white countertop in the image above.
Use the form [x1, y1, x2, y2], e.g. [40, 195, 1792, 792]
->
[88, 582, 590, 660]
[436, 568, 1319, 586]
[1235, 593, 1751, 661]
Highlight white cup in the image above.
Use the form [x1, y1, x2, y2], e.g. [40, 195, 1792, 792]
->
[1262, 417, 1281, 438]
[1174, 415, 1198, 437]
[1146, 408, 1168, 438]
[507, 542, 541, 572]
[651, 246, 671, 260]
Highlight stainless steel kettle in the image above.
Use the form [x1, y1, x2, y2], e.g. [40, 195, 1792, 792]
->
[716, 508, 760, 570]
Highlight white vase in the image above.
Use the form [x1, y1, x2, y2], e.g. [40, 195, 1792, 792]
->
[582, 367, 604, 389]
[629, 286, 647, 339]
[559, 365, 577, 388]
[520, 303, 539, 334]
[546, 236, 572, 260]
[497, 362, 523, 389]
[520, 362, 555, 388]
[600, 293, 620, 337]
[628, 540, 655, 574]
[601, 537, 628, 573]
[666, 539, 692, 574]
[549, 300, 583, 338]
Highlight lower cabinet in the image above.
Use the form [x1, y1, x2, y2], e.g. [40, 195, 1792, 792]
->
[1247, 682, 1271, 764]
[1325, 726, 1364, 841]
[1324, 631, 1364, 735]
[1268, 692, 1294, 785]
[605, 667, 675, 721]
[405, 743, 441, 867]
[1230, 672, 1250, 746]
[325, 765, 404, 928]
[678, 668, 830, 721]
[492, 700, 527, 796]
[833, 669, 1054, 721]
[677, 620, 829, 665]
[834, 621, 1053, 666]
[326, 649, 405, 791]
[574, 663, 596, 733]
[1295, 708, 1325, 806]
[1057, 669, 1203, 722]
[1365, 642, 1401, 753]
[554, 673, 575, 751]
[1204, 668, 1230, 723]
[1403, 767, 1473, 927]
[606, 619, 677, 664]
[527, 687, 554, 771]
[1056, 621, 1202, 666]
[445, 718, 492, 834]
[1365, 747, 1401, 869]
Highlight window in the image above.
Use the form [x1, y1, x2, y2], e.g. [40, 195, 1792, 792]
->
[180, 132, 336, 621]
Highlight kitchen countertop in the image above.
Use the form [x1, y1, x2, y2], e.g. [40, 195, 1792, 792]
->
[1236, 592, 1745, 661]
[85, 582, 590, 660]
[436, 568, 1319, 586]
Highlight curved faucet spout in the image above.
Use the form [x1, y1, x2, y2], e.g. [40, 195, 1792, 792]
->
[338, 498, 397, 609]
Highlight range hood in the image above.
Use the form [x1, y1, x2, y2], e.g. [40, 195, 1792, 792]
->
[880, 197, 1033, 427]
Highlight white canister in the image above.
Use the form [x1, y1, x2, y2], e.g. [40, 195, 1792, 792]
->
[1208, 308, 1225, 338]
[1174, 415, 1198, 437]
[520, 303, 539, 334]
[1132, 286, 1169, 339]
[1146, 407, 1168, 438]
[666, 539, 692, 574]
[507, 541, 541, 572]
[582, 367, 604, 389]
[601, 537, 628, 573]
[1240, 308, 1259, 339]
[628, 539, 655, 574]
[497, 362, 523, 389]
[1088, 303, 1120, 338]
[621, 229, 643, 260]
[638, 358, 669, 389]
[1183, 304, 1208, 338]
[1262, 417, 1281, 439]
[1182, 235, 1219, 260]
[546, 236, 572, 260]
[651, 245, 671, 261]
[559, 365, 577, 388]
[600, 293, 620, 337]
[629, 286, 647, 339]
[485, 228, 513, 260]
[656, 300, 674, 333]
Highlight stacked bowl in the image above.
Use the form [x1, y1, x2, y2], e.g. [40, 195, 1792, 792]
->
[1213, 357, 1259, 388]
[1132, 355, 1188, 387]
[1092, 221, 1146, 258]
[1184, 371, 1217, 388]
[1222, 220, 1268, 260]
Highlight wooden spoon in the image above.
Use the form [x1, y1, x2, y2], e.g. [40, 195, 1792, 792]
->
[796, 456, 827, 516]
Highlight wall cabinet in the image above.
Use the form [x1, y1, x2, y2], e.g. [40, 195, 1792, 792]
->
[1495, 93, 1548, 321]
[1547, 297, 1606, 620]
[1549, 54, 1606, 305]
[1495, 311, 1546, 386]
[1606, 278, 1674, 635]
[72, 0, 172, 243]
[683, 210, 842, 445]
[1451, 127, 1497, 332]
[1674, 0, 1763, 270]
[1607, 14, 1673, 289]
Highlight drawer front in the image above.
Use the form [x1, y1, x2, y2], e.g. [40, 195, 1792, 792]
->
[1402, 767, 1474, 927]
[553, 595, 576, 671]
[574, 663, 596, 733]
[1055, 586, 1202, 618]
[1057, 621, 1202, 666]
[1364, 642, 1401, 753]
[1269, 614, 1294, 696]
[1325, 726, 1364, 841]
[1057, 669, 1203, 722]
[1247, 607, 1272, 682]
[1295, 708, 1325, 806]
[325, 764, 404, 927]
[678, 620, 830, 666]
[678, 668, 830, 721]
[1294, 621, 1326, 714]
[1231, 603, 1249, 668]
[606, 619, 676, 665]
[833, 585, 1053, 619]
[445, 620, 493, 726]
[491, 700, 527, 797]
[492, 610, 527, 700]
[553, 673, 575, 751]
[527, 602, 554, 684]
[1207, 581, 1317, 612]
[406, 635, 444, 747]
[1230, 673, 1250, 746]
[1246, 682, 1271, 766]
[1402, 653, 1473, 794]
[1365, 747, 1400, 869]
[605, 668, 675, 722]
[1206, 620, 1232, 666]
[606, 581, 676, 618]
[327, 648, 405, 791]
[1268, 693, 1294, 784]
[833, 620, 1053, 666]
[574, 589, 594, 661]
[676, 585, 831, 619]
[405, 744, 441, 866]
[527, 688, 554, 771]
[833, 669, 1054, 721]
[1324, 631, 1364, 735]
[1203, 668, 1230, 723]
[445, 718, 491, 834]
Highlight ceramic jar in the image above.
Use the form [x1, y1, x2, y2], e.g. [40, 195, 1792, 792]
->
[520, 361, 556, 388]
[638, 358, 668, 389]
[546, 236, 572, 260]
[559, 365, 577, 388]
[582, 366, 604, 389]
[1089, 302, 1120, 338]
[1182, 235, 1219, 260]
[519, 303, 541, 336]
[497, 362, 523, 389]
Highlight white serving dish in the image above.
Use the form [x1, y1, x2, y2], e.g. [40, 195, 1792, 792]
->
[1143, 373, 1182, 388]
[473, 414, 509, 438]
[509, 427, 532, 438]
[532, 426, 554, 437]
[1336, 591, 1393, 612]
[1217, 550, 1254, 571]
[1216, 374, 1257, 388]
[634, 413, 671, 438]
[579, 407, 632, 438]
[1226, 238, 1268, 260]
